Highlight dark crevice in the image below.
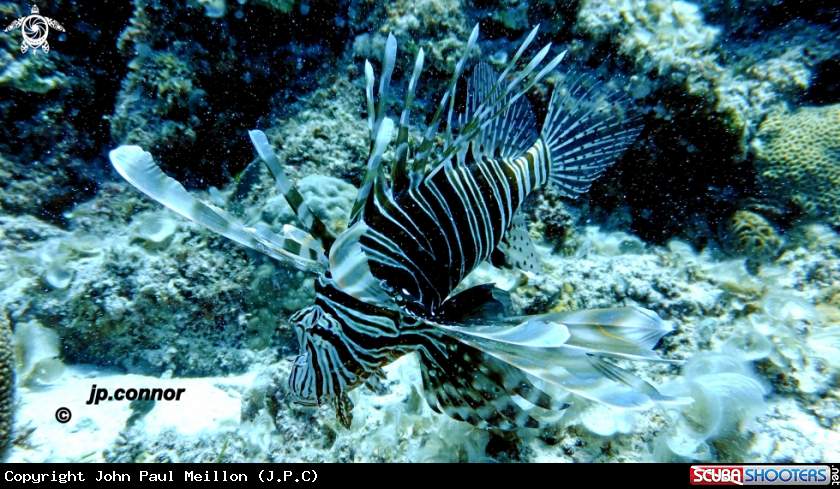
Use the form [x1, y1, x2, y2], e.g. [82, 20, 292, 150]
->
[588, 90, 752, 248]
[804, 56, 840, 105]
[0, 0, 134, 225]
[110, 1, 350, 189]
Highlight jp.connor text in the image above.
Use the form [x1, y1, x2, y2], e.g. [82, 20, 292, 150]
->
[85, 384, 185, 405]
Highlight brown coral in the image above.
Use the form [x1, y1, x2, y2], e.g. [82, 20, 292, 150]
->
[753, 104, 840, 226]
[0, 312, 14, 459]
[724, 210, 782, 261]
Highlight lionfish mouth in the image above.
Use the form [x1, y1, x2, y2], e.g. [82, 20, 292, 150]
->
[288, 353, 319, 406]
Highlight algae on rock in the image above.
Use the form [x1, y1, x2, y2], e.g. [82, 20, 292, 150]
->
[0, 188, 313, 376]
[259, 77, 370, 183]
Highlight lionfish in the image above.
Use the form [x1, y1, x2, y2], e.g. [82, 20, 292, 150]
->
[110, 25, 686, 430]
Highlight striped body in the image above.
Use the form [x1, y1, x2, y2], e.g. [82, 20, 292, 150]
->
[285, 36, 657, 428]
[361, 139, 551, 312]
[292, 139, 555, 427]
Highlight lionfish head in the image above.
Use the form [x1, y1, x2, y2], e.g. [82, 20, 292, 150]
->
[287, 305, 364, 416]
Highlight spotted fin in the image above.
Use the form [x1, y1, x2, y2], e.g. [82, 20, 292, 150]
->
[417, 337, 569, 430]
[493, 211, 542, 273]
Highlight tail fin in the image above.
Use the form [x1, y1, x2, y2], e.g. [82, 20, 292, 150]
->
[542, 74, 643, 198]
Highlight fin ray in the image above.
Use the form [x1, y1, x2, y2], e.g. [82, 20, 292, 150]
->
[428, 307, 684, 409]
[494, 211, 542, 273]
[248, 130, 337, 250]
[109, 145, 327, 273]
[541, 74, 643, 198]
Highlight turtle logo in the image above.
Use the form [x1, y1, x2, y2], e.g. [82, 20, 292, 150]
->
[4, 5, 65, 54]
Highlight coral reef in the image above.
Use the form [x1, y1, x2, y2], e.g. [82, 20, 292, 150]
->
[654, 354, 768, 461]
[9, 218, 840, 462]
[0, 312, 14, 459]
[665, 229, 840, 403]
[752, 103, 840, 227]
[0, 152, 360, 376]
[527, 187, 578, 251]
[248, 174, 356, 235]
[13, 320, 65, 388]
[0, 184, 312, 376]
[577, 0, 721, 88]
[110, 43, 209, 170]
[1, 0, 840, 464]
[456, 226, 840, 462]
[573, 0, 838, 247]
[723, 210, 783, 262]
[459, 227, 722, 319]
[112, 0, 349, 186]
[574, 0, 832, 155]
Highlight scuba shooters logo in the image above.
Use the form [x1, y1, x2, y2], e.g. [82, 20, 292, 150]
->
[690, 465, 834, 485]
[4, 5, 65, 54]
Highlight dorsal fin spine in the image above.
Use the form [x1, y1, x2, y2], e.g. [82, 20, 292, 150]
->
[433, 46, 565, 167]
[349, 34, 400, 223]
[467, 26, 540, 127]
[412, 24, 479, 179]
[374, 34, 397, 136]
[349, 117, 394, 222]
[392, 48, 425, 195]
[248, 130, 337, 251]
[365, 61, 375, 135]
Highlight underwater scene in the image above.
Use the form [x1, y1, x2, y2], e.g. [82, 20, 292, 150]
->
[1, 0, 839, 463]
